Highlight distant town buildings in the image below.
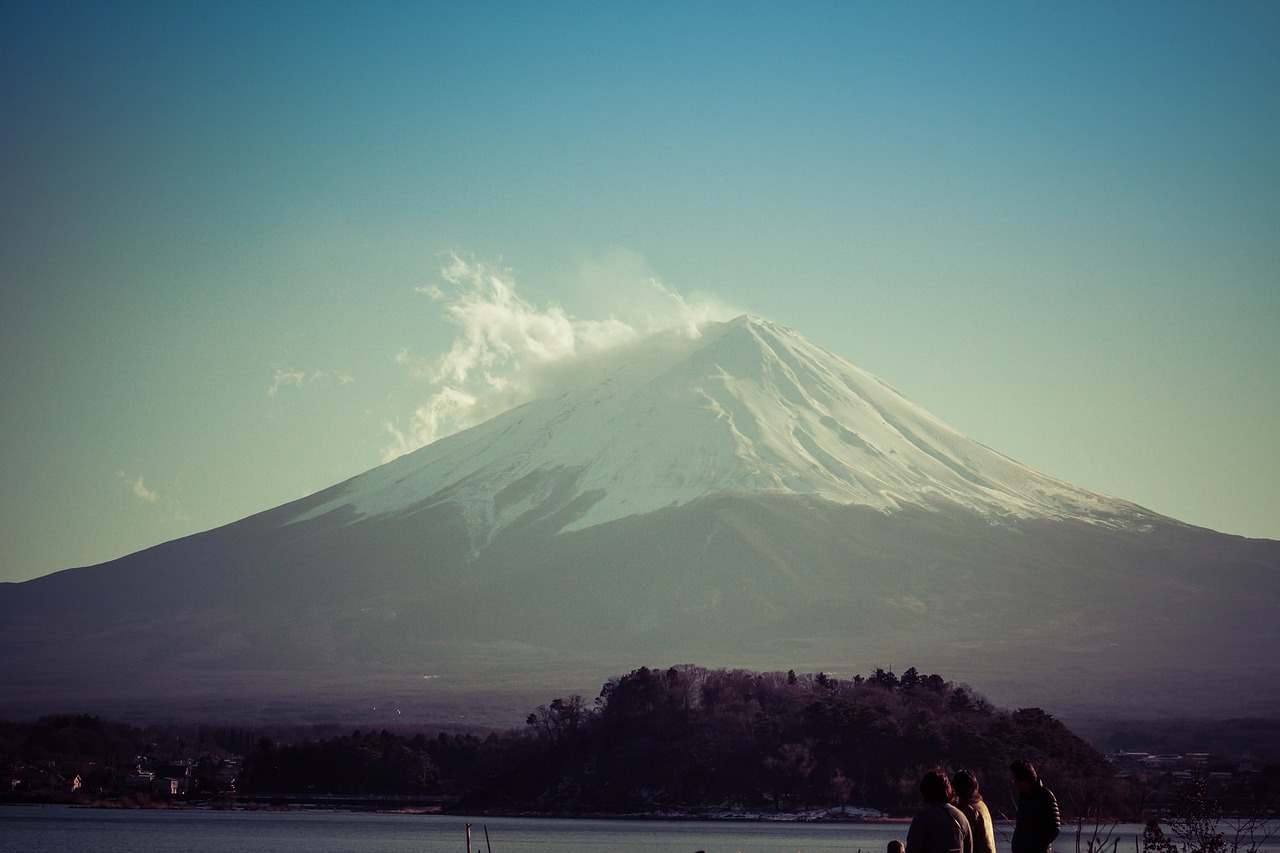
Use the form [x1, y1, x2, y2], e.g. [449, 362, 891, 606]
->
[1106, 749, 1264, 812]
[6, 754, 241, 801]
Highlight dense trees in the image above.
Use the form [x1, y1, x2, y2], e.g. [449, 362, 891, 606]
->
[0, 714, 142, 769]
[428, 664, 1120, 816]
[228, 664, 1121, 813]
[16, 667, 1273, 819]
[238, 730, 442, 796]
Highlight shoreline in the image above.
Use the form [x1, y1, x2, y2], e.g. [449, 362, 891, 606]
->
[4, 798, 907, 821]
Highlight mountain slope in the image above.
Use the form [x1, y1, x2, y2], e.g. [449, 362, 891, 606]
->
[289, 316, 1155, 545]
[1, 316, 1274, 725]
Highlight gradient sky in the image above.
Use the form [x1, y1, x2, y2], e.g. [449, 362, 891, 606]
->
[3, 1, 1278, 585]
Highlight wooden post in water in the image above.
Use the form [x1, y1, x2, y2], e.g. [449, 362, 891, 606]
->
[484, 824, 492, 853]
[465, 822, 472, 852]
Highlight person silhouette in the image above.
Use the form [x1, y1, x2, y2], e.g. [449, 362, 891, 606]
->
[953, 770, 996, 853]
[906, 769, 973, 853]
[1009, 760, 1060, 853]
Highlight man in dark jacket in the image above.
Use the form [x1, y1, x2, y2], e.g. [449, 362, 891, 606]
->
[1010, 760, 1060, 853]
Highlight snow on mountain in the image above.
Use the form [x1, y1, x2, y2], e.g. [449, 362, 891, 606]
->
[289, 315, 1153, 547]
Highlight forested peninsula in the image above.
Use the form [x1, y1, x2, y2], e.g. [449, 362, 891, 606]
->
[6, 665, 1279, 821]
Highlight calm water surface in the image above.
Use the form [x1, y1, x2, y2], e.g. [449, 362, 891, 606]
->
[2, 806, 1276, 853]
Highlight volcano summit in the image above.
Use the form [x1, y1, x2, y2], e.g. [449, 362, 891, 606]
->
[2, 316, 1276, 725]
[294, 316, 1154, 538]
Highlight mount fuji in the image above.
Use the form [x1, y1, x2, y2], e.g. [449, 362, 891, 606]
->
[2, 316, 1277, 725]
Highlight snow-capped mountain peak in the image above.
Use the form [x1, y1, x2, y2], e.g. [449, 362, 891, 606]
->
[290, 315, 1149, 544]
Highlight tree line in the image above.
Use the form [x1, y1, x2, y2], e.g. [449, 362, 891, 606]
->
[7, 667, 1278, 820]
[238, 664, 1126, 816]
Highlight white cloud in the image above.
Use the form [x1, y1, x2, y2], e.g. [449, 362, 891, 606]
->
[132, 477, 157, 504]
[383, 387, 479, 462]
[117, 472, 189, 522]
[570, 247, 735, 338]
[268, 368, 306, 397]
[382, 252, 740, 461]
[268, 367, 355, 397]
[118, 472, 158, 504]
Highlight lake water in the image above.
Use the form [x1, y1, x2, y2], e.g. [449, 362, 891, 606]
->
[1, 807, 1276, 853]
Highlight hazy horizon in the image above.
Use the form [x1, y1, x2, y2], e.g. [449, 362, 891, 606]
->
[3, 2, 1277, 584]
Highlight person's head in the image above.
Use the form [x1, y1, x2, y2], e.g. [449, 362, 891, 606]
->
[889, 840, 905, 853]
[953, 769, 980, 802]
[919, 768, 955, 805]
[1010, 759, 1038, 792]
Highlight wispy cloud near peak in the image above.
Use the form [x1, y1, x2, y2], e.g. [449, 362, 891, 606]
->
[267, 368, 306, 398]
[267, 367, 355, 397]
[384, 253, 737, 461]
[120, 472, 158, 504]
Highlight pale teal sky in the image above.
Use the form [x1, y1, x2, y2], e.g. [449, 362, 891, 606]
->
[2, 1, 1277, 584]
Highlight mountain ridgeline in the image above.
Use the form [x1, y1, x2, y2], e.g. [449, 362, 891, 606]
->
[2, 316, 1277, 724]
